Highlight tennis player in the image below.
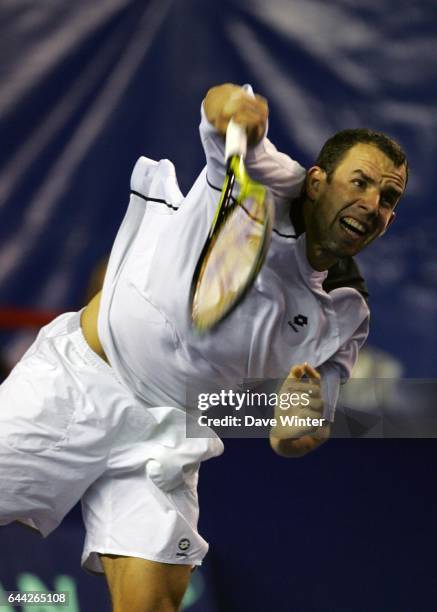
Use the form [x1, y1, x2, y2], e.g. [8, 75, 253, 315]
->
[0, 83, 407, 611]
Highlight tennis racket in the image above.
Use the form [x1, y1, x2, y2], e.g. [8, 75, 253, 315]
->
[190, 87, 274, 333]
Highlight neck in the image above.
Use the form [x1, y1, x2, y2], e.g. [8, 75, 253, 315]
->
[305, 242, 338, 271]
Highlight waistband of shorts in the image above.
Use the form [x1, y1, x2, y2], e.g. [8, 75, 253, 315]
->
[65, 310, 117, 377]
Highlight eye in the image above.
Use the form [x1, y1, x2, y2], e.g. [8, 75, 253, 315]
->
[352, 178, 366, 189]
[380, 195, 396, 209]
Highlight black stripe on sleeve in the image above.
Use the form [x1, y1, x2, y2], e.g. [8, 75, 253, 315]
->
[130, 190, 179, 211]
[206, 176, 296, 239]
[273, 228, 297, 239]
[206, 175, 223, 194]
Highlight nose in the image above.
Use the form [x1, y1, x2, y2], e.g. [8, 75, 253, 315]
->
[357, 188, 380, 216]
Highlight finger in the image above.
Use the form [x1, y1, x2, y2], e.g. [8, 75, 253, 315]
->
[303, 362, 321, 382]
[231, 107, 267, 132]
[289, 364, 305, 379]
[308, 398, 324, 414]
[254, 93, 269, 114]
[222, 93, 267, 122]
[222, 91, 263, 117]
[216, 107, 267, 143]
[291, 397, 324, 418]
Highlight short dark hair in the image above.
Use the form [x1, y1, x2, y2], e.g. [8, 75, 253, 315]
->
[315, 128, 408, 183]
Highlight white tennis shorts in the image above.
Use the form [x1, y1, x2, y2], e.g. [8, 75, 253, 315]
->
[0, 311, 223, 573]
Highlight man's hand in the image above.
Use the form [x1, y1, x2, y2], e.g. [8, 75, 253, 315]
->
[271, 362, 324, 439]
[204, 83, 268, 146]
[270, 362, 330, 458]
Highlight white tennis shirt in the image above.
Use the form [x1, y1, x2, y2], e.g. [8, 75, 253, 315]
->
[98, 106, 369, 423]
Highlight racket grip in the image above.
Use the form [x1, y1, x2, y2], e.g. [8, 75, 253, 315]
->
[224, 84, 256, 161]
[225, 119, 247, 161]
[242, 83, 255, 97]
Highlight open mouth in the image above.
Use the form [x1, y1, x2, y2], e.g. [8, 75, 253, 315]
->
[340, 216, 367, 238]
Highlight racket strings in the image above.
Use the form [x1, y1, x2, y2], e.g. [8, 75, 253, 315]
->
[192, 190, 269, 329]
[191, 153, 273, 332]
[237, 201, 264, 225]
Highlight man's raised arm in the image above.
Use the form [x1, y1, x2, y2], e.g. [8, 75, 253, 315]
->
[201, 83, 306, 201]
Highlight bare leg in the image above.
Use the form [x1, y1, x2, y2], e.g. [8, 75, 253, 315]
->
[100, 554, 192, 612]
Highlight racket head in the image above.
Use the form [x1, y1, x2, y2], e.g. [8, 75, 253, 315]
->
[190, 156, 274, 333]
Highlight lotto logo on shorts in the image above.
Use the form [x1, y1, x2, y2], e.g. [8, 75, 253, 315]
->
[178, 538, 191, 551]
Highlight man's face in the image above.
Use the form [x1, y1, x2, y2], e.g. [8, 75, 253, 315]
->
[306, 143, 407, 259]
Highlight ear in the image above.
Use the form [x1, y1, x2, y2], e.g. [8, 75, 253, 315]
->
[379, 211, 396, 236]
[306, 166, 327, 202]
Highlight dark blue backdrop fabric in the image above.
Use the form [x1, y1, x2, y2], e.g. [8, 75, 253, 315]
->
[0, 0, 436, 373]
[1, 2, 436, 611]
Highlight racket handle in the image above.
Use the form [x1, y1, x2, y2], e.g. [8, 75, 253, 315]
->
[224, 84, 256, 161]
[225, 119, 247, 161]
[242, 83, 255, 97]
